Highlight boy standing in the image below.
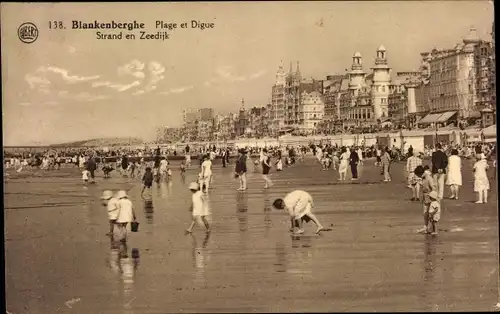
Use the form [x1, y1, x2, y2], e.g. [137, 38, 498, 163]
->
[415, 165, 437, 234]
[141, 167, 154, 197]
[427, 191, 441, 236]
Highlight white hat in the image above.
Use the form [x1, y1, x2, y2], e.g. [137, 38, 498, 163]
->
[188, 182, 200, 191]
[100, 190, 114, 200]
[428, 191, 438, 200]
[116, 190, 128, 199]
[480, 153, 486, 159]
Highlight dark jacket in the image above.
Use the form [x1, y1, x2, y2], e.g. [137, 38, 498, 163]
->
[431, 150, 448, 174]
[349, 151, 359, 164]
[235, 155, 247, 173]
[86, 158, 97, 171]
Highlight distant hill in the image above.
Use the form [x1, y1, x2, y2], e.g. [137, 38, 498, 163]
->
[50, 137, 145, 147]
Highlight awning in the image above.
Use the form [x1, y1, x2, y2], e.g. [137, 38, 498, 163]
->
[435, 111, 457, 123]
[417, 113, 442, 124]
[483, 124, 496, 136]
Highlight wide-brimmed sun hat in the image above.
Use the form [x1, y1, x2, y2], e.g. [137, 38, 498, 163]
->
[188, 182, 200, 191]
[100, 190, 114, 200]
[428, 191, 438, 200]
[116, 190, 128, 199]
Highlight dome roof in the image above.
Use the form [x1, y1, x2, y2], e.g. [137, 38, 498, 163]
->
[377, 45, 386, 51]
[354, 52, 362, 57]
[463, 26, 480, 44]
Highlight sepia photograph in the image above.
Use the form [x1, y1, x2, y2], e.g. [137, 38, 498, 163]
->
[2, 1, 498, 313]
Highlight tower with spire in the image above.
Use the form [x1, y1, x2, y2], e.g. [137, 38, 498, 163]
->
[275, 60, 285, 86]
[348, 52, 366, 91]
[371, 45, 391, 119]
[295, 61, 302, 82]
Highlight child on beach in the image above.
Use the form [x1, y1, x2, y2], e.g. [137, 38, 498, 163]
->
[141, 167, 154, 198]
[414, 165, 437, 234]
[102, 162, 114, 178]
[82, 169, 90, 183]
[426, 191, 441, 236]
[473, 153, 490, 204]
[186, 182, 211, 234]
[180, 161, 186, 177]
[114, 190, 137, 251]
[276, 158, 283, 171]
[101, 190, 119, 236]
[272, 190, 326, 235]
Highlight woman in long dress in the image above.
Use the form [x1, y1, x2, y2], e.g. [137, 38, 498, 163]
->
[446, 148, 462, 200]
[338, 147, 350, 181]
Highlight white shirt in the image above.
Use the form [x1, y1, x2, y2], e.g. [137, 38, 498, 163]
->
[209, 151, 216, 161]
[201, 160, 212, 177]
[116, 198, 134, 223]
[192, 190, 205, 216]
[82, 170, 90, 180]
[107, 197, 119, 220]
[283, 190, 313, 218]
[160, 159, 168, 170]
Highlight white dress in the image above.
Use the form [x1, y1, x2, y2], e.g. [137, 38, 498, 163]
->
[283, 190, 313, 219]
[473, 160, 490, 192]
[446, 155, 462, 186]
[192, 191, 207, 216]
[338, 152, 349, 173]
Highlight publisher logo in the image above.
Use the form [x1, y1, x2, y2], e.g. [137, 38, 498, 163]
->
[18, 22, 39, 44]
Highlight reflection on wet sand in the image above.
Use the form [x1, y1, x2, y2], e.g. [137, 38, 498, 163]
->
[236, 192, 248, 232]
[274, 243, 287, 273]
[108, 236, 140, 313]
[422, 237, 439, 311]
[264, 192, 272, 235]
[157, 180, 173, 198]
[192, 232, 211, 288]
[143, 200, 154, 224]
[288, 236, 313, 278]
[5, 161, 498, 312]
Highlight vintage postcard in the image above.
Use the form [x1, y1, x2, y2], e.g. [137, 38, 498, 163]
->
[2, 2, 498, 313]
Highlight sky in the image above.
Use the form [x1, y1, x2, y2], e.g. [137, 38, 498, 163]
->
[1, 1, 494, 146]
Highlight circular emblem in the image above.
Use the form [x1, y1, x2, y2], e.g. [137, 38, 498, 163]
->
[18, 22, 39, 44]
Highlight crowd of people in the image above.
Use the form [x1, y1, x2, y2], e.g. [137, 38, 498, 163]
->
[4, 139, 496, 246]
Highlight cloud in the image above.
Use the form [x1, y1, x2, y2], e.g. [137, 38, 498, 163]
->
[56, 90, 109, 102]
[92, 80, 141, 92]
[132, 61, 166, 95]
[20, 102, 32, 107]
[118, 59, 145, 79]
[37, 66, 100, 83]
[160, 85, 194, 95]
[216, 66, 246, 82]
[25, 73, 50, 89]
[204, 66, 265, 86]
[249, 69, 267, 79]
[73, 92, 109, 102]
[68, 45, 76, 53]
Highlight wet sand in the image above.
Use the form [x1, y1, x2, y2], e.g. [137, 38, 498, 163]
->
[4, 158, 499, 313]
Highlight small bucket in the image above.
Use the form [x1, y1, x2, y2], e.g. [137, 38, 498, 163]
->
[130, 221, 140, 232]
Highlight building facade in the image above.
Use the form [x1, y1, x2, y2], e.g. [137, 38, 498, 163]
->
[474, 40, 494, 110]
[300, 91, 324, 133]
[270, 62, 286, 135]
[337, 49, 392, 130]
[418, 27, 485, 124]
[388, 72, 420, 127]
